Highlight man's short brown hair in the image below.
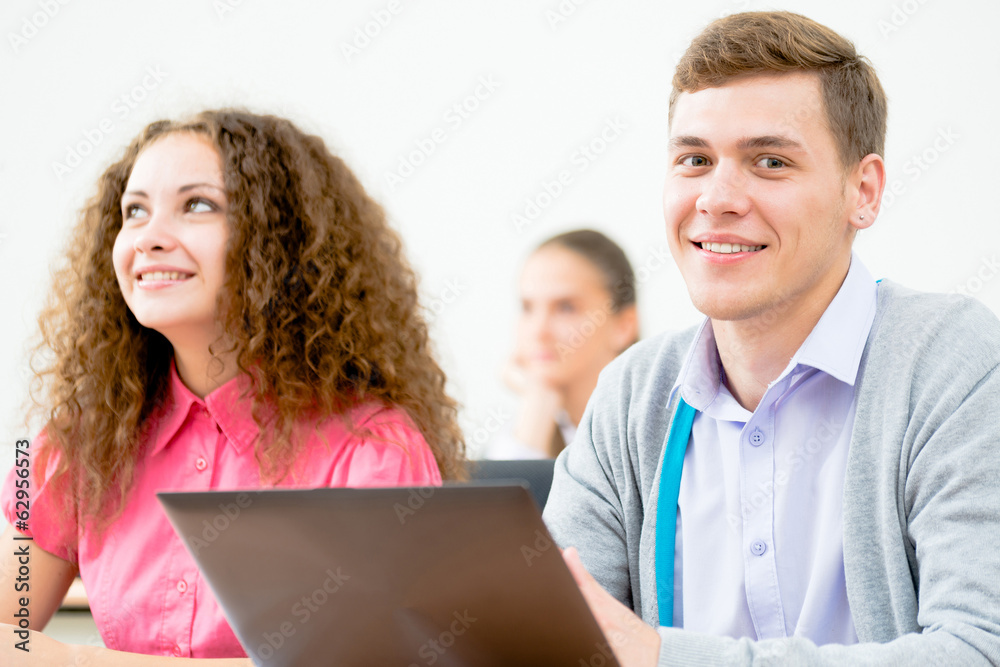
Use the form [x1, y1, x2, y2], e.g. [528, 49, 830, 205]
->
[669, 11, 887, 168]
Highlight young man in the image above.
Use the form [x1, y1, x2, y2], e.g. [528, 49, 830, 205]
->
[542, 11, 1000, 666]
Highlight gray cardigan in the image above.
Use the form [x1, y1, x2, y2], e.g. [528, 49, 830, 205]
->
[543, 280, 1000, 665]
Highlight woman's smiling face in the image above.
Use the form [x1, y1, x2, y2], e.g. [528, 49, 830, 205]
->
[113, 132, 230, 348]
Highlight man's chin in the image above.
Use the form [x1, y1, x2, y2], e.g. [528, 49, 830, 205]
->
[689, 291, 771, 323]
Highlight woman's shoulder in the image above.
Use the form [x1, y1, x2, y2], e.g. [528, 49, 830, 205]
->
[294, 402, 442, 487]
[307, 401, 420, 444]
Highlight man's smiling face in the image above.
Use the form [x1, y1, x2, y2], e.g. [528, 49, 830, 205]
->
[663, 71, 864, 323]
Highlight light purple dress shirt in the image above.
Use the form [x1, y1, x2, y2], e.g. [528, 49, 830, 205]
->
[668, 254, 877, 644]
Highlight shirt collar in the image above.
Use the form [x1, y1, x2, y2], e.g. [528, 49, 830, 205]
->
[669, 252, 878, 412]
[147, 360, 258, 457]
[669, 318, 723, 413]
[791, 252, 877, 386]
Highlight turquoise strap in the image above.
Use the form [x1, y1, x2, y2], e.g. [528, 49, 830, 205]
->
[655, 397, 696, 628]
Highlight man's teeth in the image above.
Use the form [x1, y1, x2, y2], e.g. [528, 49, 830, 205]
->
[140, 272, 190, 281]
[699, 242, 764, 254]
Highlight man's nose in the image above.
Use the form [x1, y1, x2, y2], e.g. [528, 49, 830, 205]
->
[695, 162, 751, 219]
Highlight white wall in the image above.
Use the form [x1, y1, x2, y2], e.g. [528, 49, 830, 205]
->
[1, 0, 997, 473]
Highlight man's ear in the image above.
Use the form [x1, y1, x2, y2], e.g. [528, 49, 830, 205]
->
[849, 153, 886, 231]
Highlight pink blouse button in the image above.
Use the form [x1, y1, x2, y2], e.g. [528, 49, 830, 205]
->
[195, 457, 208, 472]
[177, 580, 188, 593]
[172, 645, 182, 656]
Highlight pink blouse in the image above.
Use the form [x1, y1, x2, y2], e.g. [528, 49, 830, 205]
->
[2, 364, 442, 658]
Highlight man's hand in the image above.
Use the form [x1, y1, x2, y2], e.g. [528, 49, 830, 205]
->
[563, 547, 661, 667]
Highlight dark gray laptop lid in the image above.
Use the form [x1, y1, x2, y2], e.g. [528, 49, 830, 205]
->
[158, 485, 619, 667]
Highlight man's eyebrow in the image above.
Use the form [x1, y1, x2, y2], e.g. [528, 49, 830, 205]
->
[668, 135, 807, 152]
[736, 135, 804, 151]
[668, 135, 710, 150]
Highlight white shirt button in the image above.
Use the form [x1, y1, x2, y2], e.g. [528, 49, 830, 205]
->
[749, 428, 765, 447]
[750, 540, 767, 556]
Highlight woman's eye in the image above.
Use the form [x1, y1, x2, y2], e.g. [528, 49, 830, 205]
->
[756, 157, 785, 169]
[555, 301, 576, 314]
[187, 198, 215, 213]
[123, 204, 147, 219]
[681, 155, 710, 167]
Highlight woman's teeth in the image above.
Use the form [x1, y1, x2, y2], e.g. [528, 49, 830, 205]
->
[699, 242, 764, 254]
[140, 272, 190, 281]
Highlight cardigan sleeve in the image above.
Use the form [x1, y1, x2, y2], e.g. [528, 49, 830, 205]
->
[542, 352, 641, 609]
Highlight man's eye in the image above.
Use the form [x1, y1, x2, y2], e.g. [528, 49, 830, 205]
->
[756, 157, 785, 169]
[187, 198, 215, 213]
[681, 155, 710, 167]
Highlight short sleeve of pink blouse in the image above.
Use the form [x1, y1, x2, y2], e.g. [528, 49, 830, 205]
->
[335, 407, 443, 488]
[1, 433, 80, 564]
[0, 365, 444, 658]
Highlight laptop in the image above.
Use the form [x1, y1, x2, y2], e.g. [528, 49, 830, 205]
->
[158, 485, 620, 666]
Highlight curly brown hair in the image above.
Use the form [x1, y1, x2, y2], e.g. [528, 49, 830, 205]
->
[33, 109, 467, 526]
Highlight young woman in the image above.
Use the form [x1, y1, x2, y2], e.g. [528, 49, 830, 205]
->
[0, 110, 465, 663]
[487, 229, 639, 459]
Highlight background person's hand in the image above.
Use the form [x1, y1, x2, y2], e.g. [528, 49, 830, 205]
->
[562, 547, 661, 667]
[503, 353, 563, 456]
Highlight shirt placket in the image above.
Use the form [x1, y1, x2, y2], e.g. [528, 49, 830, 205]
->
[740, 386, 787, 640]
[161, 404, 216, 656]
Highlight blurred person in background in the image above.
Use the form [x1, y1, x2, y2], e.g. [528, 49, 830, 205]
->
[487, 229, 639, 459]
